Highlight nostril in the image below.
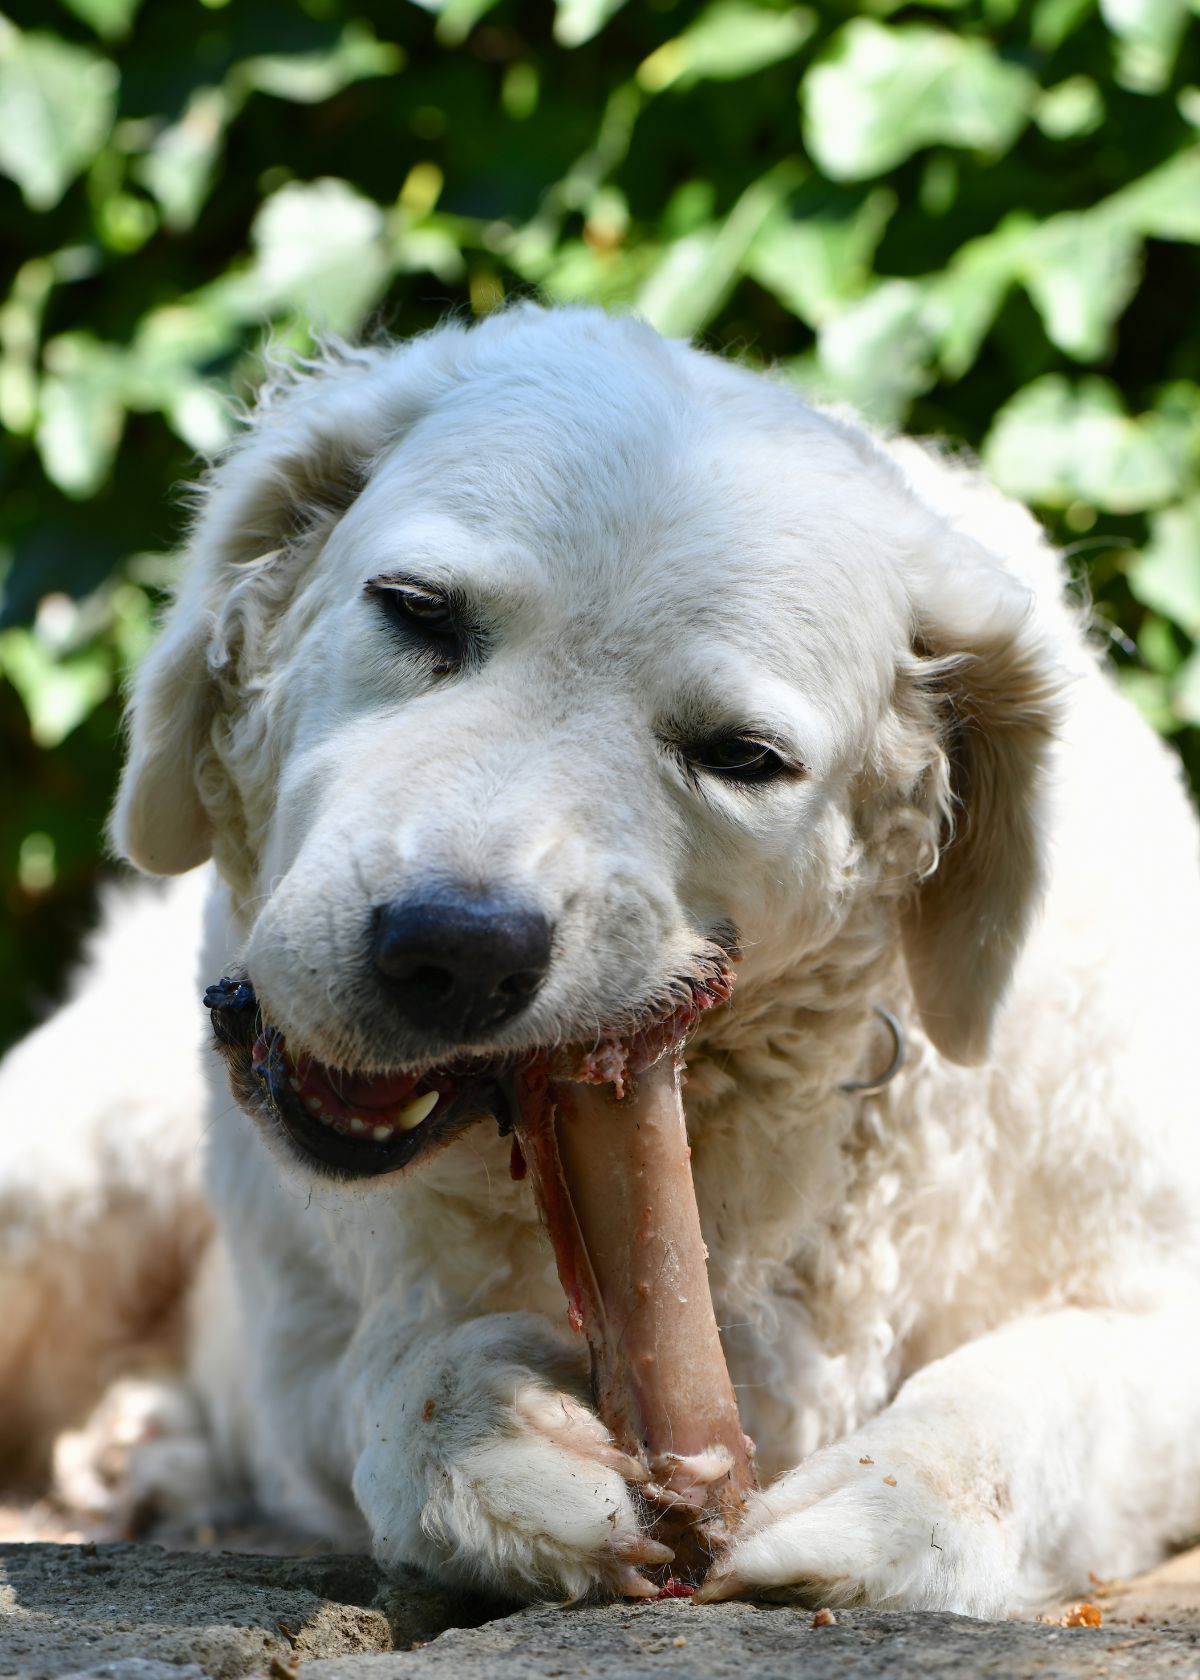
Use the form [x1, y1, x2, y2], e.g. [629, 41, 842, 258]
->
[410, 963, 457, 1003]
[371, 889, 553, 1036]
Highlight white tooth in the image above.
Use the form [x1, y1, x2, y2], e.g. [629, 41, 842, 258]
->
[348, 1116, 367, 1134]
[289, 1078, 302, 1093]
[372, 1124, 394, 1142]
[396, 1090, 439, 1131]
[306, 1096, 323, 1113]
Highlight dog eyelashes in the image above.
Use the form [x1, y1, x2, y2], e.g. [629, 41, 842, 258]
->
[365, 581, 465, 672]
[682, 735, 799, 787]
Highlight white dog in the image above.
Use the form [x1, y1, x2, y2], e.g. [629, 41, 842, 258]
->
[4, 304, 1200, 1615]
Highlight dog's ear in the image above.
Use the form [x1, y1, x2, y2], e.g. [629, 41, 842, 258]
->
[900, 531, 1064, 1066]
[111, 344, 439, 876]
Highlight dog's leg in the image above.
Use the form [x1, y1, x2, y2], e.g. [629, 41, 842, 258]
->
[697, 1296, 1200, 1614]
[0, 873, 211, 1486]
[346, 1306, 671, 1598]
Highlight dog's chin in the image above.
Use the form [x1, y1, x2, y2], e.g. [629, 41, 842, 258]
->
[204, 976, 514, 1179]
[203, 950, 736, 1183]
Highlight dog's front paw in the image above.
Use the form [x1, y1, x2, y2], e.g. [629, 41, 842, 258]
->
[353, 1313, 669, 1600]
[696, 1423, 1019, 1616]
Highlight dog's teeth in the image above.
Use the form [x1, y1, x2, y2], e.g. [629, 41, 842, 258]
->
[371, 1124, 394, 1142]
[348, 1116, 367, 1134]
[289, 1078, 302, 1093]
[306, 1096, 323, 1113]
[396, 1091, 439, 1131]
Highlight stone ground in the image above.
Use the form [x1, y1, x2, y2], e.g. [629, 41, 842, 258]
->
[3, 1514, 1200, 1680]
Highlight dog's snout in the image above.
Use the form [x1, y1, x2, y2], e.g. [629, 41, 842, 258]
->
[372, 890, 552, 1038]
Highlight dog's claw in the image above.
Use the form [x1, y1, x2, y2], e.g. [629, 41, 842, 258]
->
[692, 1566, 744, 1604]
[608, 1447, 650, 1484]
[613, 1532, 675, 1568]
[613, 1564, 664, 1599]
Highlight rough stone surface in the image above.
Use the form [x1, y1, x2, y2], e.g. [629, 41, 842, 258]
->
[0, 1545, 499, 1680]
[4, 1543, 1200, 1680]
[303, 1601, 1200, 1680]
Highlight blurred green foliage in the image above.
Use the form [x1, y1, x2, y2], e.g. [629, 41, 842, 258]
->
[1, 0, 1198, 1048]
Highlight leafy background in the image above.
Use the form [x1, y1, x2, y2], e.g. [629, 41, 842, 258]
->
[1, 0, 1197, 1049]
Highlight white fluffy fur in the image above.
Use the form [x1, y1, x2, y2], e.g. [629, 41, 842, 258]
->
[4, 305, 1200, 1613]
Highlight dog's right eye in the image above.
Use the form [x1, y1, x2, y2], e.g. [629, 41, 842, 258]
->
[366, 583, 463, 670]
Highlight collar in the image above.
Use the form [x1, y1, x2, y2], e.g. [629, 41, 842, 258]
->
[841, 1006, 906, 1095]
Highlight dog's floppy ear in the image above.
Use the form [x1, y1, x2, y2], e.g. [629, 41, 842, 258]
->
[111, 342, 444, 876]
[900, 531, 1064, 1066]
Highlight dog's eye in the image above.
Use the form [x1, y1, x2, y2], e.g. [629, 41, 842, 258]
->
[367, 583, 462, 669]
[687, 735, 793, 785]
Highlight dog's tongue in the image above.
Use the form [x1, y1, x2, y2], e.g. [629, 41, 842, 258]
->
[512, 991, 756, 1589]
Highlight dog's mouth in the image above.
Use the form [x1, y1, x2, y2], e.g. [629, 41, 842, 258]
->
[203, 977, 510, 1177]
[202, 959, 734, 1181]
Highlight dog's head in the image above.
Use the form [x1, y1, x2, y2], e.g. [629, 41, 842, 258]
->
[112, 306, 1063, 1178]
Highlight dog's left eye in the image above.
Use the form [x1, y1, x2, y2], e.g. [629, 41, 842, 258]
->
[366, 583, 463, 668]
[686, 735, 794, 785]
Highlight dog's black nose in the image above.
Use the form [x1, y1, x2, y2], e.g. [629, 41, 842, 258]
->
[372, 890, 553, 1038]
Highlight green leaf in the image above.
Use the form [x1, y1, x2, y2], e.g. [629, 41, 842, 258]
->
[0, 23, 117, 210]
[802, 20, 1035, 181]
[816, 279, 935, 423]
[1174, 647, 1200, 726]
[554, 0, 631, 48]
[35, 332, 126, 498]
[235, 24, 403, 105]
[1019, 212, 1142, 359]
[1108, 148, 1200, 242]
[924, 216, 1030, 377]
[1128, 498, 1200, 636]
[637, 3, 816, 93]
[1118, 667, 1181, 733]
[223, 178, 392, 334]
[1100, 0, 1190, 92]
[1034, 75, 1105, 139]
[133, 86, 230, 231]
[0, 626, 112, 747]
[984, 376, 1188, 512]
[636, 164, 797, 338]
[746, 186, 895, 327]
[56, 0, 142, 40]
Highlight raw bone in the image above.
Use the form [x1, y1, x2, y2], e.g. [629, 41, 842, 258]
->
[513, 1049, 757, 1585]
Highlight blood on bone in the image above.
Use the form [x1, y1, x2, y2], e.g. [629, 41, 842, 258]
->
[512, 982, 756, 1587]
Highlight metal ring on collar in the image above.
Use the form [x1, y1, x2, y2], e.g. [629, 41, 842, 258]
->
[841, 1005, 906, 1095]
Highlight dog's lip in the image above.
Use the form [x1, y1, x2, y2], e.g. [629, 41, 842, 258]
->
[253, 1025, 508, 1176]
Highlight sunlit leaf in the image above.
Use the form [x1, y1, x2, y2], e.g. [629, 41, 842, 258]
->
[745, 186, 895, 326]
[222, 178, 392, 333]
[803, 20, 1035, 180]
[816, 280, 935, 423]
[0, 626, 112, 747]
[35, 333, 126, 498]
[554, 0, 631, 48]
[235, 24, 403, 105]
[1034, 75, 1105, 138]
[133, 86, 229, 231]
[1129, 498, 1200, 636]
[638, 3, 815, 92]
[0, 23, 117, 210]
[56, 0, 142, 41]
[637, 165, 797, 337]
[1100, 0, 1190, 91]
[1019, 212, 1142, 359]
[984, 376, 1187, 511]
[1108, 147, 1200, 241]
[1174, 648, 1200, 726]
